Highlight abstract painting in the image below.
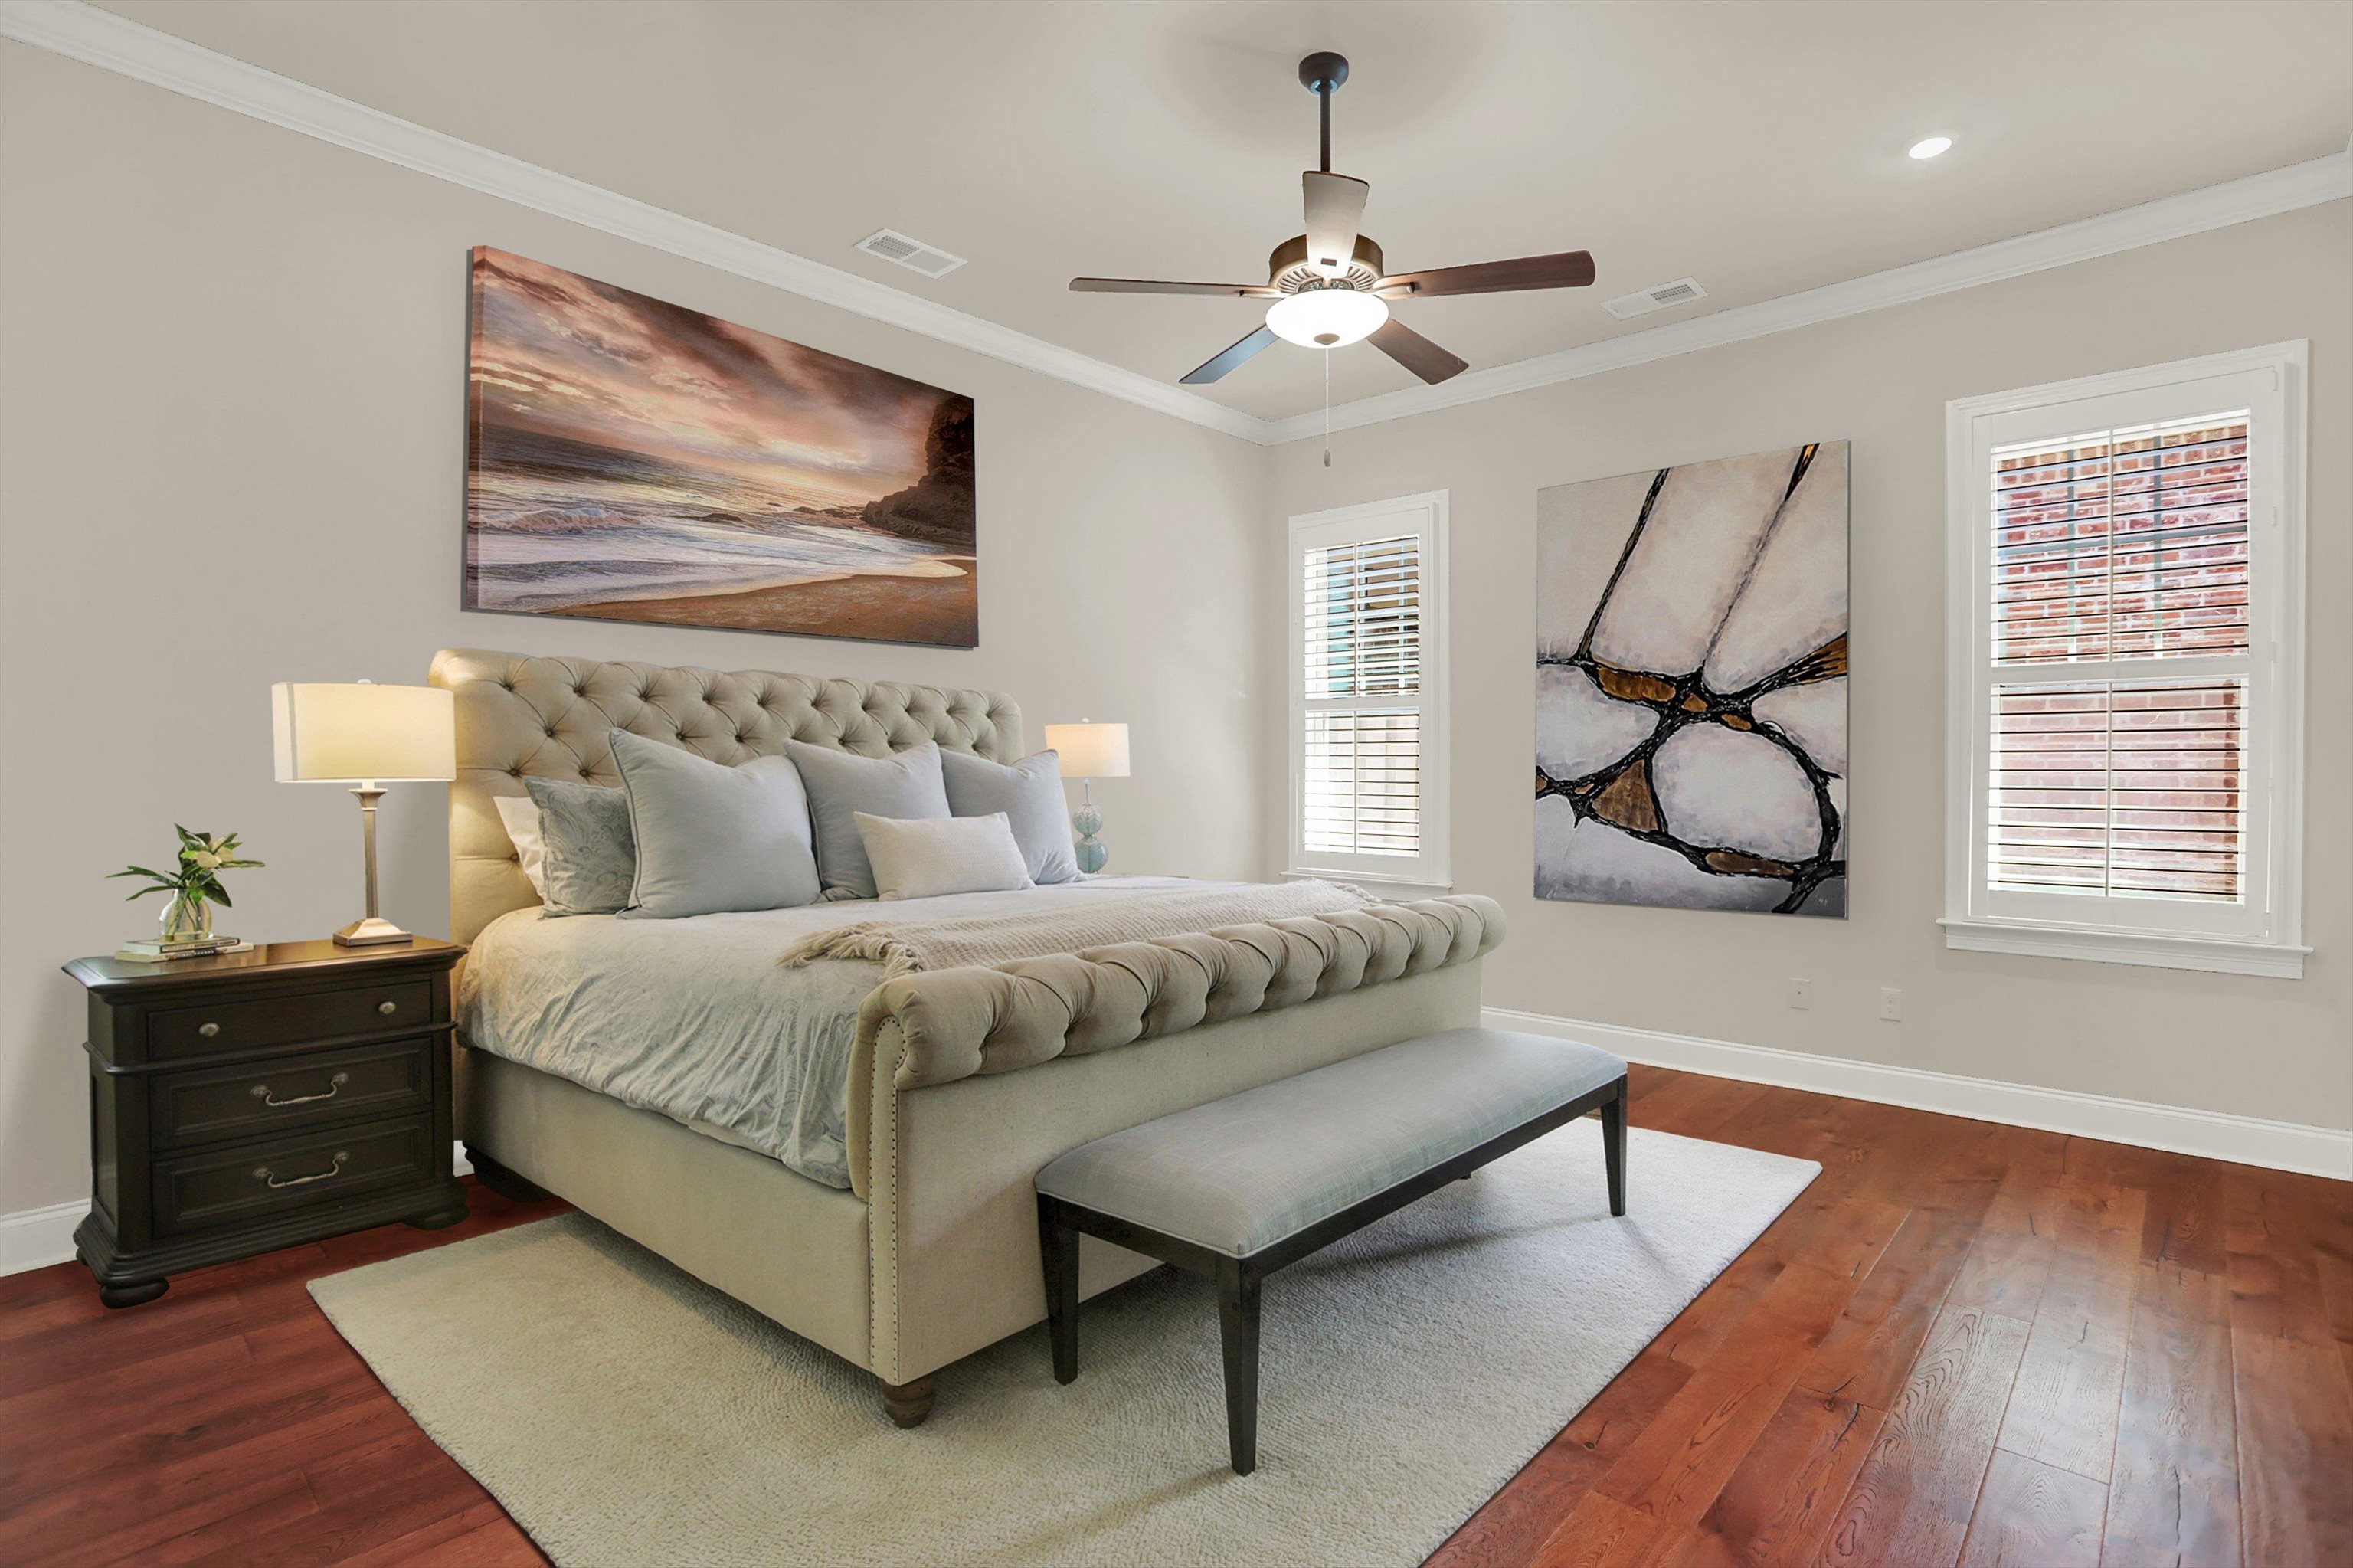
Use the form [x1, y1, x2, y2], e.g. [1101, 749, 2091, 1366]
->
[1534, 442, 1848, 916]
[464, 247, 977, 647]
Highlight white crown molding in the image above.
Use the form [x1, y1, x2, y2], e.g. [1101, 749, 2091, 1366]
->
[5, 0, 2348, 450]
[1486, 1007, 2353, 1182]
[0, 0, 1269, 444]
[1266, 149, 2353, 444]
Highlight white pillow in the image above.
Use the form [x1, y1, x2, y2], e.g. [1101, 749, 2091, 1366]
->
[494, 794, 548, 897]
[853, 811, 1033, 901]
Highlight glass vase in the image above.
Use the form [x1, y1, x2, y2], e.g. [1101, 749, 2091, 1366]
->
[160, 889, 214, 945]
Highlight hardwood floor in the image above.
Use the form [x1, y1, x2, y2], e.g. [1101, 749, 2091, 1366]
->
[2, 1066, 2347, 1566]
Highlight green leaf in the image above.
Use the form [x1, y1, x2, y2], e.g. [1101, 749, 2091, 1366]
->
[208, 886, 234, 908]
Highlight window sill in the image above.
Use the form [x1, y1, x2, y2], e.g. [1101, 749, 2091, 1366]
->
[1285, 868, 1455, 898]
[1939, 918, 2307, 979]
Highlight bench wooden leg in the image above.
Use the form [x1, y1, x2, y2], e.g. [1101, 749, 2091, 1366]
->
[1599, 1076, 1628, 1217]
[1037, 1196, 1079, 1384]
[1216, 1259, 1262, 1476]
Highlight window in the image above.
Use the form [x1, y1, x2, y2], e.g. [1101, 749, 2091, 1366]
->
[1943, 344, 2306, 977]
[1288, 492, 1448, 889]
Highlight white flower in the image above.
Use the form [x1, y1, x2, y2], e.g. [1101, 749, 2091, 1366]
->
[190, 850, 222, 870]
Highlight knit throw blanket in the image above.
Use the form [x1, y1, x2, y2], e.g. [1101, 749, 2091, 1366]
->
[777, 879, 1375, 977]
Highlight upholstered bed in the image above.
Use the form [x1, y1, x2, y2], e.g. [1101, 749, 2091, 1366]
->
[430, 647, 1502, 1422]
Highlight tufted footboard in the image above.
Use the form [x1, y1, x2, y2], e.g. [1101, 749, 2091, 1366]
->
[846, 897, 1504, 1384]
[843, 895, 1504, 1193]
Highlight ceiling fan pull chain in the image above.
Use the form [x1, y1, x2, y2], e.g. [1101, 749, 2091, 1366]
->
[1323, 347, 1334, 467]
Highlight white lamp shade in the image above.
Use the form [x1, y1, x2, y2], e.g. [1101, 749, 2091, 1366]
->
[1044, 722, 1130, 779]
[273, 683, 456, 783]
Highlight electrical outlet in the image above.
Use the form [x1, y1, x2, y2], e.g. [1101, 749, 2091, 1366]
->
[1878, 987, 1903, 1022]
[1787, 977, 1813, 1010]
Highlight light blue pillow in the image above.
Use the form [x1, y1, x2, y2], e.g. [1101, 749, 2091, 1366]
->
[939, 748, 1079, 885]
[607, 729, 822, 918]
[521, 776, 635, 916]
[782, 740, 951, 900]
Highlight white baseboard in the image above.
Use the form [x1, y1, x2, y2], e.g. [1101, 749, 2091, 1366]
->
[0, 1143, 477, 1280]
[1484, 1007, 2353, 1182]
[0, 1200, 87, 1275]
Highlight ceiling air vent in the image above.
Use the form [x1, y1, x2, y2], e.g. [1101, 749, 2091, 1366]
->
[854, 228, 966, 279]
[1602, 277, 1707, 320]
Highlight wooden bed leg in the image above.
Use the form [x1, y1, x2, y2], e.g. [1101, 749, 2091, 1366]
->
[466, 1147, 551, 1204]
[881, 1376, 936, 1429]
[1599, 1077, 1628, 1217]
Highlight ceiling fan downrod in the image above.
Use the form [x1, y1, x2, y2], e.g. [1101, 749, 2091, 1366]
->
[1298, 51, 1349, 174]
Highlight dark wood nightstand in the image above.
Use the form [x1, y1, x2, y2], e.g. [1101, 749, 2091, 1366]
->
[64, 937, 469, 1308]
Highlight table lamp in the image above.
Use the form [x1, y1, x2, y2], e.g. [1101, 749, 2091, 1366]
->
[1042, 720, 1129, 874]
[272, 680, 456, 945]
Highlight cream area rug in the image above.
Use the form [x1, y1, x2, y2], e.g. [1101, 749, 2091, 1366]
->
[310, 1123, 1817, 1568]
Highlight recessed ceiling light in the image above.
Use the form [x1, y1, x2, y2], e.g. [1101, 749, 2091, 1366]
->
[1909, 135, 1954, 161]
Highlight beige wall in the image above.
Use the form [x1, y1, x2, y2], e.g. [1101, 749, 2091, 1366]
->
[4, 38, 2342, 1228]
[0, 46, 1274, 1215]
[1271, 200, 2351, 1134]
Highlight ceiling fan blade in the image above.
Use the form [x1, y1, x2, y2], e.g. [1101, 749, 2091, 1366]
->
[1302, 172, 1370, 277]
[1369, 318, 1469, 385]
[1179, 325, 1280, 385]
[1374, 250, 1597, 298]
[1071, 277, 1280, 297]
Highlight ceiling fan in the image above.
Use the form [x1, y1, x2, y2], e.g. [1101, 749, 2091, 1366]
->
[1071, 51, 1597, 388]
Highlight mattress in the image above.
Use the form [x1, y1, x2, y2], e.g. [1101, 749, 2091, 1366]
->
[459, 876, 1243, 1189]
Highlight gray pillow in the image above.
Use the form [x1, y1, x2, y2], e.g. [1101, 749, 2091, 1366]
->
[521, 775, 635, 916]
[939, 748, 1080, 885]
[782, 739, 951, 900]
[607, 728, 821, 918]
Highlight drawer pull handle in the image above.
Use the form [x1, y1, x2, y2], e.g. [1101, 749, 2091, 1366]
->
[250, 1072, 349, 1109]
[254, 1152, 349, 1190]
[197, 1023, 221, 1039]
[378, 1000, 398, 1016]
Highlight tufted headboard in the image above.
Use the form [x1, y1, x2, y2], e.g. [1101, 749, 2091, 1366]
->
[429, 648, 1023, 944]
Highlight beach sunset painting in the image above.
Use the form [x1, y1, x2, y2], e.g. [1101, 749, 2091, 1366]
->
[464, 247, 977, 647]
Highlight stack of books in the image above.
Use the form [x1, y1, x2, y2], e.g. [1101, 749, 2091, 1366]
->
[113, 935, 254, 964]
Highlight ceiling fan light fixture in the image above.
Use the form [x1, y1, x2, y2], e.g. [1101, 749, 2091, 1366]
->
[1265, 286, 1389, 349]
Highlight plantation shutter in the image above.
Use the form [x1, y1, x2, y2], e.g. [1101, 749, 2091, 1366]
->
[1985, 414, 2251, 902]
[1289, 495, 1448, 885]
[1302, 535, 1422, 857]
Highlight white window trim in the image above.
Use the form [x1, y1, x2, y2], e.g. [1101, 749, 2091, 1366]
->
[1286, 490, 1451, 890]
[1941, 342, 2309, 978]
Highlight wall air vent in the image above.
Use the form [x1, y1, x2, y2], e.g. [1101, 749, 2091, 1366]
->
[1602, 277, 1708, 320]
[854, 228, 966, 279]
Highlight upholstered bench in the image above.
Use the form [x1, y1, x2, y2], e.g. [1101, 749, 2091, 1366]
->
[1033, 1026, 1629, 1474]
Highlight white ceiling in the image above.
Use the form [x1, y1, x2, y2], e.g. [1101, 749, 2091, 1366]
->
[95, 0, 2353, 423]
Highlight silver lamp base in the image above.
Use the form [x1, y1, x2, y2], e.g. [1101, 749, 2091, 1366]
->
[333, 784, 414, 946]
[333, 916, 415, 948]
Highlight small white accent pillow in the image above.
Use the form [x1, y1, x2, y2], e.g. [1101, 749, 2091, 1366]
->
[854, 811, 1034, 901]
[493, 794, 548, 897]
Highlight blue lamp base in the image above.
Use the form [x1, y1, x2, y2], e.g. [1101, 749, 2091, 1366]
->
[1072, 800, 1107, 874]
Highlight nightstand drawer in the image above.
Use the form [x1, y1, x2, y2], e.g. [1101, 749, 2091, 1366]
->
[152, 1116, 435, 1236]
[149, 980, 434, 1059]
[151, 1039, 434, 1150]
